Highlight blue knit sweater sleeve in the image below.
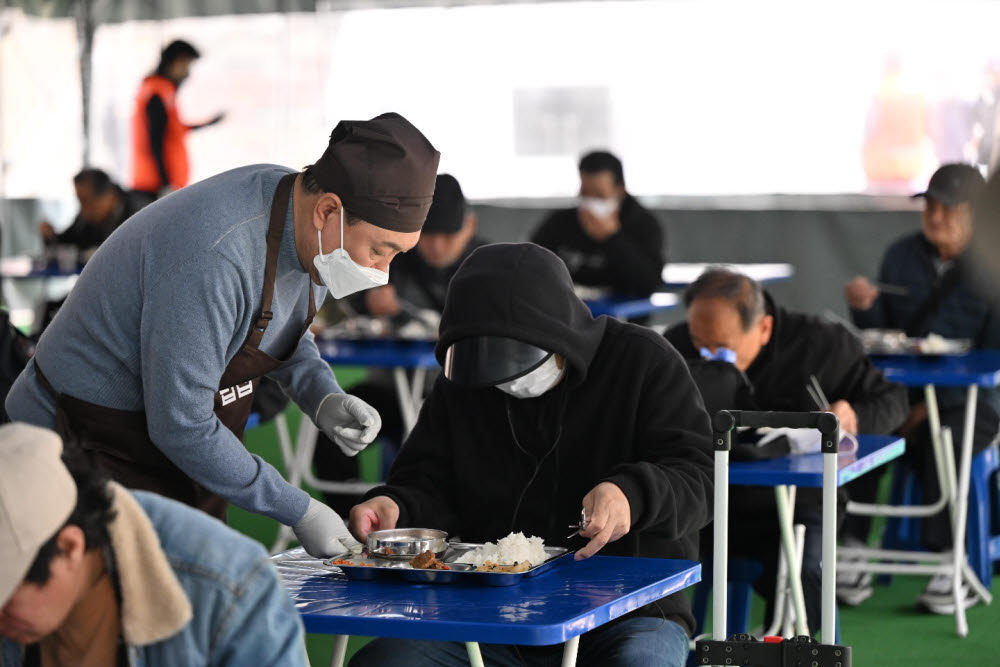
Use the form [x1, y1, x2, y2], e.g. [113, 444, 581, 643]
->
[140, 248, 310, 526]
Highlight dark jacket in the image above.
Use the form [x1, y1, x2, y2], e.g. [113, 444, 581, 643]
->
[665, 294, 909, 512]
[852, 232, 1000, 412]
[49, 187, 142, 250]
[365, 243, 714, 634]
[530, 194, 664, 296]
[852, 232, 1000, 347]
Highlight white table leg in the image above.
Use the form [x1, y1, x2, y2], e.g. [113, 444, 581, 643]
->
[951, 384, 978, 637]
[393, 367, 418, 436]
[465, 642, 485, 667]
[561, 635, 581, 667]
[774, 485, 809, 636]
[330, 635, 349, 667]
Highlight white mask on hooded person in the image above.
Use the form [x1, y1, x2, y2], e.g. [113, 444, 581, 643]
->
[313, 206, 389, 299]
[496, 354, 565, 399]
[579, 196, 618, 218]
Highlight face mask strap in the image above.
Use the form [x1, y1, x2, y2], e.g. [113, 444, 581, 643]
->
[317, 205, 347, 265]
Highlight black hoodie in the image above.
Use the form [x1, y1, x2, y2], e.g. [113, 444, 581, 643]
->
[364, 243, 714, 634]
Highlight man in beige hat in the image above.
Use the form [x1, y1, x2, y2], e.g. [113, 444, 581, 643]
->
[6, 112, 440, 558]
[0, 423, 307, 666]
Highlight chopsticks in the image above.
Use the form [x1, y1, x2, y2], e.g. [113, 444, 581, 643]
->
[874, 282, 910, 296]
[806, 374, 830, 411]
[567, 507, 587, 539]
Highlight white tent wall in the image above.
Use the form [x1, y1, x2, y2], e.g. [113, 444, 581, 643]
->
[1, 0, 997, 326]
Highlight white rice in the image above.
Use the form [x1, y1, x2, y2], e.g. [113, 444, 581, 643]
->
[455, 532, 547, 567]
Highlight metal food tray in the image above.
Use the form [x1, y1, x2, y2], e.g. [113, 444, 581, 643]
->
[325, 543, 571, 586]
[861, 330, 971, 356]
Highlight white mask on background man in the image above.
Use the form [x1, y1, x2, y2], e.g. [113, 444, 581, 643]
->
[496, 354, 565, 399]
[579, 197, 618, 218]
[314, 207, 389, 299]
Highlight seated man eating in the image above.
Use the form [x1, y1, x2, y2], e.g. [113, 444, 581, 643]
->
[665, 268, 908, 629]
[348, 242, 714, 667]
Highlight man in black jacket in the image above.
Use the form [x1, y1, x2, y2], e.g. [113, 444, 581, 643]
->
[348, 243, 713, 667]
[665, 268, 908, 631]
[844, 163, 1000, 612]
[531, 150, 664, 297]
[39, 169, 142, 250]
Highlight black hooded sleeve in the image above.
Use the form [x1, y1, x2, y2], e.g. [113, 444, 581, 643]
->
[362, 378, 461, 533]
[600, 335, 714, 537]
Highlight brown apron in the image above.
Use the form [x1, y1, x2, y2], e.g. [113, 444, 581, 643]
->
[38, 173, 315, 521]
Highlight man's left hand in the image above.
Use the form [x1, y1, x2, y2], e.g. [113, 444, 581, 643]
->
[315, 393, 382, 456]
[830, 400, 858, 435]
[576, 482, 631, 560]
[578, 208, 621, 242]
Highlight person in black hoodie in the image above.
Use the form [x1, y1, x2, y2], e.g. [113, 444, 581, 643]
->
[665, 268, 908, 632]
[348, 243, 713, 667]
[531, 151, 664, 297]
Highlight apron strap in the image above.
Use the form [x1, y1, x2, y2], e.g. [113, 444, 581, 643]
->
[246, 173, 296, 349]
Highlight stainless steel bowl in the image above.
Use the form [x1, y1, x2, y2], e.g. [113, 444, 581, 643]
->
[365, 528, 448, 560]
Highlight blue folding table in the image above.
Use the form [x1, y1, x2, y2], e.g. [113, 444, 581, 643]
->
[722, 434, 904, 639]
[661, 262, 794, 288]
[272, 547, 700, 667]
[582, 293, 679, 319]
[846, 349, 1000, 636]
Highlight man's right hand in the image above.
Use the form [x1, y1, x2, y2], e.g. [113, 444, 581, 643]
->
[349, 496, 400, 542]
[365, 285, 402, 318]
[845, 276, 880, 311]
[291, 497, 362, 558]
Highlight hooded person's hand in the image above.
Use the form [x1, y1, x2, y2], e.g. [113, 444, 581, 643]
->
[315, 393, 382, 456]
[575, 482, 631, 560]
[348, 496, 400, 541]
[292, 498, 362, 558]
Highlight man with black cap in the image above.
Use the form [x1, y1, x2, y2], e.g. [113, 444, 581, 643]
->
[6, 112, 440, 559]
[531, 150, 664, 297]
[844, 162, 1000, 612]
[348, 242, 714, 667]
[314, 174, 485, 512]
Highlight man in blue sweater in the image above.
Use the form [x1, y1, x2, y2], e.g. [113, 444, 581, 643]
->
[5, 112, 440, 559]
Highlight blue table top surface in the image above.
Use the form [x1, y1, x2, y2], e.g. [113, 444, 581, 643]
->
[273, 548, 700, 645]
[728, 435, 905, 488]
[317, 338, 439, 369]
[870, 349, 1000, 388]
[583, 294, 678, 319]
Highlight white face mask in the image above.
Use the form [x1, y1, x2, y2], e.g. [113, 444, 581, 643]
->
[313, 207, 389, 299]
[579, 197, 618, 218]
[496, 354, 565, 399]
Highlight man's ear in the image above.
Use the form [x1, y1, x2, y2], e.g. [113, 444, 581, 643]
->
[54, 525, 87, 569]
[463, 212, 478, 235]
[758, 314, 774, 346]
[313, 192, 343, 233]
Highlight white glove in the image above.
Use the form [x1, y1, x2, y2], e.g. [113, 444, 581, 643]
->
[315, 392, 382, 457]
[292, 497, 362, 558]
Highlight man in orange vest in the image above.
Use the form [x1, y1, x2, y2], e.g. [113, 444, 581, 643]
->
[131, 40, 224, 204]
